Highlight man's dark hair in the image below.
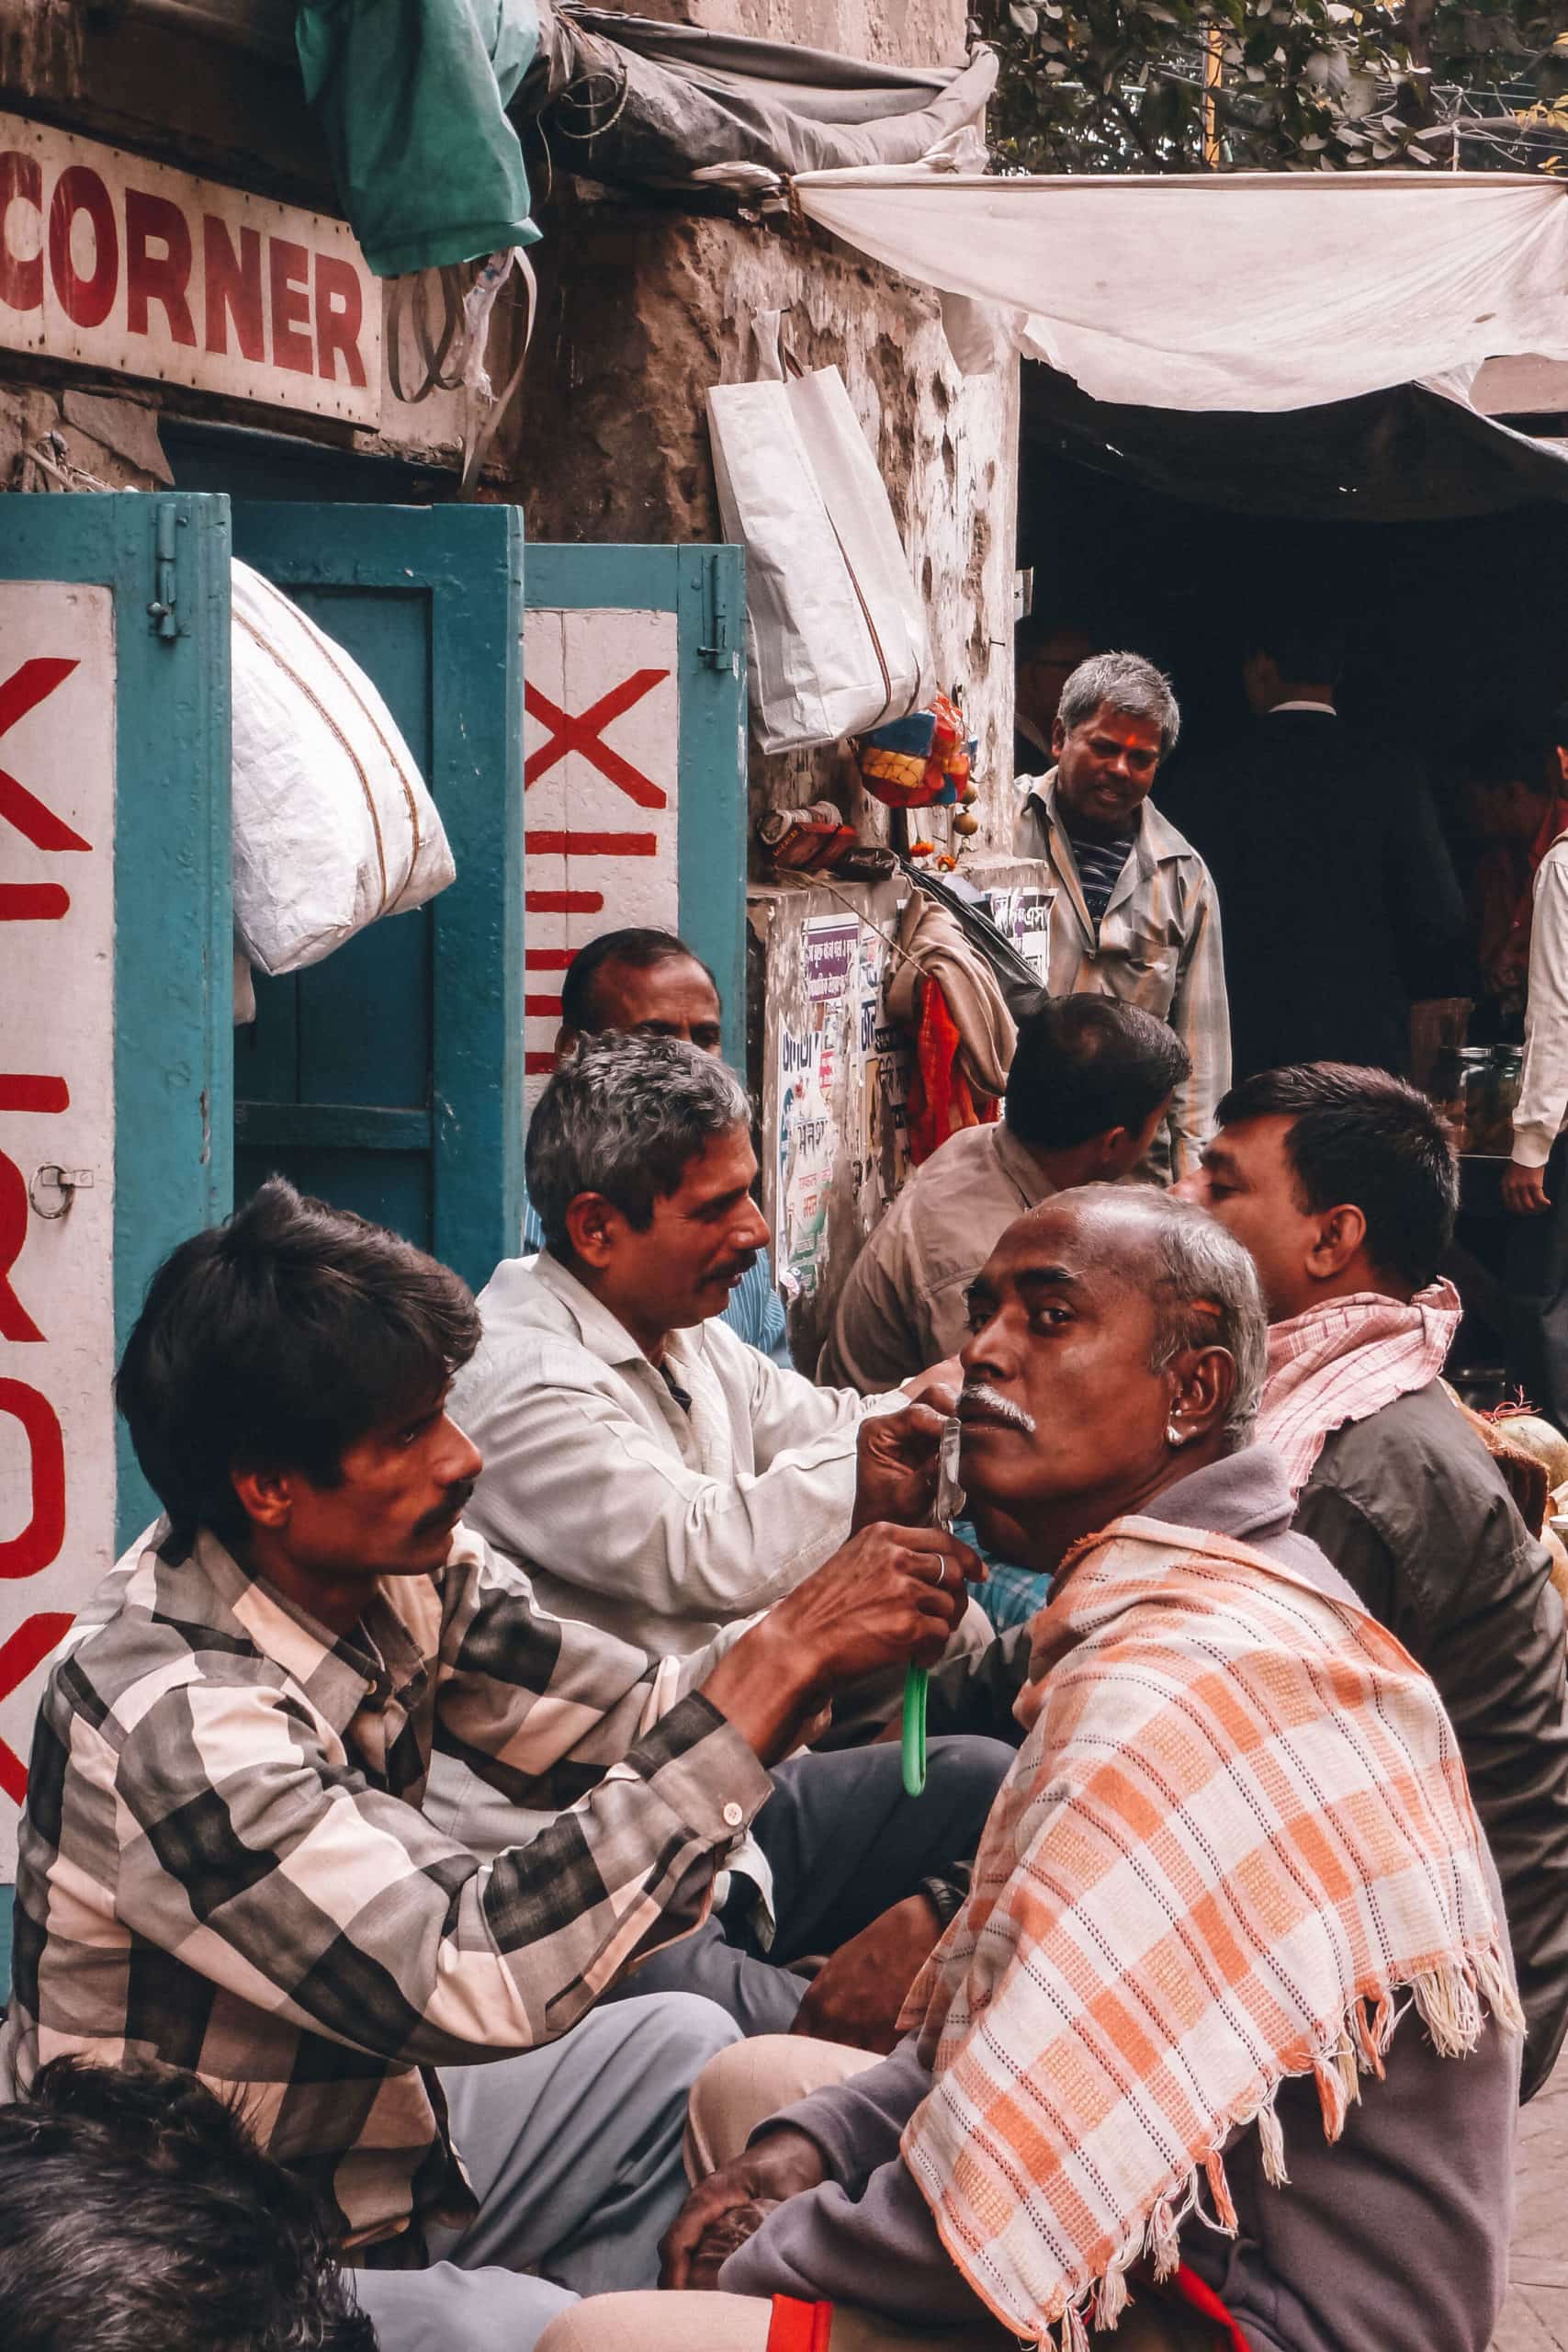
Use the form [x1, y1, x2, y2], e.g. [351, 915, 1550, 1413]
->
[1551, 699, 1568, 756]
[1215, 1061, 1458, 1290]
[0, 2056, 375, 2352]
[115, 1178, 479, 1564]
[1246, 616, 1346, 686]
[559, 928, 717, 1035]
[1006, 996, 1190, 1152]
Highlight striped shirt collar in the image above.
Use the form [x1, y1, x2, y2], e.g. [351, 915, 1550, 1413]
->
[169, 1526, 436, 1736]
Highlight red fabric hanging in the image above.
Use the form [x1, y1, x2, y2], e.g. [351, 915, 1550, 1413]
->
[904, 975, 999, 1167]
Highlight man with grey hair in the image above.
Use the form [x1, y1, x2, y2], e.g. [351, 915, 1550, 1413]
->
[1015, 650, 1229, 1180]
[732, 1182, 1279, 2053]
[452, 1033, 967, 1656]
[441, 1030, 1013, 2036]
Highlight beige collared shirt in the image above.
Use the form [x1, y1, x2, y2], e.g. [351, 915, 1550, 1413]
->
[1014, 770, 1230, 1180]
[450, 1251, 897, 1655]
[818, 1123, 1057, 1394]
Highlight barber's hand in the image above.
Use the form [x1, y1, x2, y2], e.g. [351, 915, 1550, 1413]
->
[853, 1401, 946, 1531]
[660, 2127, 827, 2290]
[791, 1893, 944, 2053]
[703, 1524, 981, 1764]
[1504, 1160, 1551, 1216]
[903, 1356, 964, 1414]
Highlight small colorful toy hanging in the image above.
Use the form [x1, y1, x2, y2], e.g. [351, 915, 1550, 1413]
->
[854, 693, 976, 809]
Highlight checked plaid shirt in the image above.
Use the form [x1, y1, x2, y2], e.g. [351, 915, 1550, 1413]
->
[0, 1520, 770, 2257]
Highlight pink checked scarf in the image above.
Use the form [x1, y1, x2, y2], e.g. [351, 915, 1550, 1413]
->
[1257, 1279, 1462, 1497]
[897, 1516, 1520, 2350]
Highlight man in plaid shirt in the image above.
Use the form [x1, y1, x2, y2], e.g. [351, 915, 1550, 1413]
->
[0, 1179, 981, 2352]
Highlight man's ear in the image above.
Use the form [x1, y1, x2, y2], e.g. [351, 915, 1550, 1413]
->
[1166, 1345, 1235, 1444]
[565, 1191, 622, 1271]
[1052, 711, 1068, 758]
[1306, 1203, 1367, 1282]
[553, 1023, 579, 1060]
[1093, 1124, 1133, 1175]
[1557, 745, 1568, 790]
[231, 1463, 294, 1532]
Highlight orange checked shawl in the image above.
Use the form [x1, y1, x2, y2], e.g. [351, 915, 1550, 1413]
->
[898, 1517, 1523, 2348]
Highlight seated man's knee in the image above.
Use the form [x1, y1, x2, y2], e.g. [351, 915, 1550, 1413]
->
[685, 2034, 880, 2180]
[924, 1733, 1016, 1815]
[635, 1990, 743, 2082]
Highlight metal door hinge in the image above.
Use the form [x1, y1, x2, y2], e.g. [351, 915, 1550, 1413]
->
[147, 503, 182, 641]
[698, 552, 738, 673]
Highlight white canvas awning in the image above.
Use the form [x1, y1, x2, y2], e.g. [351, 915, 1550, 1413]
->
[790, 166, 1568, 413]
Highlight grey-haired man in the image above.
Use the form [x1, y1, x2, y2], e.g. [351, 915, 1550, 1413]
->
[439, 1033, 1010, 2034]
[1015, 650, 1229, 1180]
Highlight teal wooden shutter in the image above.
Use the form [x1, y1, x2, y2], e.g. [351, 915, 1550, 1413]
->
[229, 504, 524, 1295]
[522, 546, 746, 1081]
[0, 492, 231, 1978]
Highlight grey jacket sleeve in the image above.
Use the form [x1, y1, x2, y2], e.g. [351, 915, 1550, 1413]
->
[1297, 1465, 1568, 2101]
[719, 2040, 989, 2327]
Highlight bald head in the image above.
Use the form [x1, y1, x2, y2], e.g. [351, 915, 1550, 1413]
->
[955, 1185, 1267, 1575]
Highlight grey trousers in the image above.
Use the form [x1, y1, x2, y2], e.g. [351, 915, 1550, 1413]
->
[348, 1992, 740, 2352]
[613, 1736, 1016, 2036]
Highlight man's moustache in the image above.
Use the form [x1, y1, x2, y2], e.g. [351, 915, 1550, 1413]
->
[418, 1480, 475, 1533]
[960, 1383, 1037, 1435]
[717, 1250, 759, 1283]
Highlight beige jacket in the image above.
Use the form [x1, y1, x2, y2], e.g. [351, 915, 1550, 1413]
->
[1015, 771, 1229, 1179]
[818, 1122, 1056, 1394]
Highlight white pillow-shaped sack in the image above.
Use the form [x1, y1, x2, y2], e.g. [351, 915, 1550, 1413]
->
[230, 560, 457, 978]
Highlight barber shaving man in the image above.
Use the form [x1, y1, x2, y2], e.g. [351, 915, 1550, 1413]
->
[538, 1188, 1521, 2352]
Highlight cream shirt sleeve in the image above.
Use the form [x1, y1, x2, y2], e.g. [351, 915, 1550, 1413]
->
[465, 1327, 886, 1629]
[1513, 848, 1568, 1169]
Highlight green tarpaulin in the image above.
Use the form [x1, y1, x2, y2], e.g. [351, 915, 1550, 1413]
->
[297, 0, 541, 277]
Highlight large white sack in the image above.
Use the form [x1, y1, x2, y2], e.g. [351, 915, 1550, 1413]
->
[230, 560, 457, 978]
[707, 364, 931, 754]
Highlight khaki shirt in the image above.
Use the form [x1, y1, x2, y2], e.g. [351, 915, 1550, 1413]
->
[1014, 771, 1230, 1180]
[818, 1123, 1056, 1394]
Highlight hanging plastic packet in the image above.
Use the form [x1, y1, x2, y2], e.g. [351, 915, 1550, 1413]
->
[904, 1415, 965, 1798]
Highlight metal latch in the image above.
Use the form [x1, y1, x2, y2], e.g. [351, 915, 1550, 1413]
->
[29, 1166, 93, 1220]
[147, 503, 180, 640]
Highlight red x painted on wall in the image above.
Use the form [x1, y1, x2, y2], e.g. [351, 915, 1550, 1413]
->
[524, 668, 670, 808]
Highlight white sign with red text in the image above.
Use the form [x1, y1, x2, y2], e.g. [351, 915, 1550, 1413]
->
[0, 113, 380, 425]
[522, 609, 680, 1103]
[0, 586, 118, 1872]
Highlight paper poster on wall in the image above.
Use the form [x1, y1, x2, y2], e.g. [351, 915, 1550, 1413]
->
[985, 885, 1054, 989]
[804, 913, 858, 1003]
[856, 927, 910, 1194]
[776, 1019, 838, 1292]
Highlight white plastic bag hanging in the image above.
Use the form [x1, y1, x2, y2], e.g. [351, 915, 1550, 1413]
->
[706, 360, 931, 753]
[229, 561, 457, 978]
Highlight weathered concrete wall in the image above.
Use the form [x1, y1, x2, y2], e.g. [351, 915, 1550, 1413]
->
[513, 188, 1018, 864]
